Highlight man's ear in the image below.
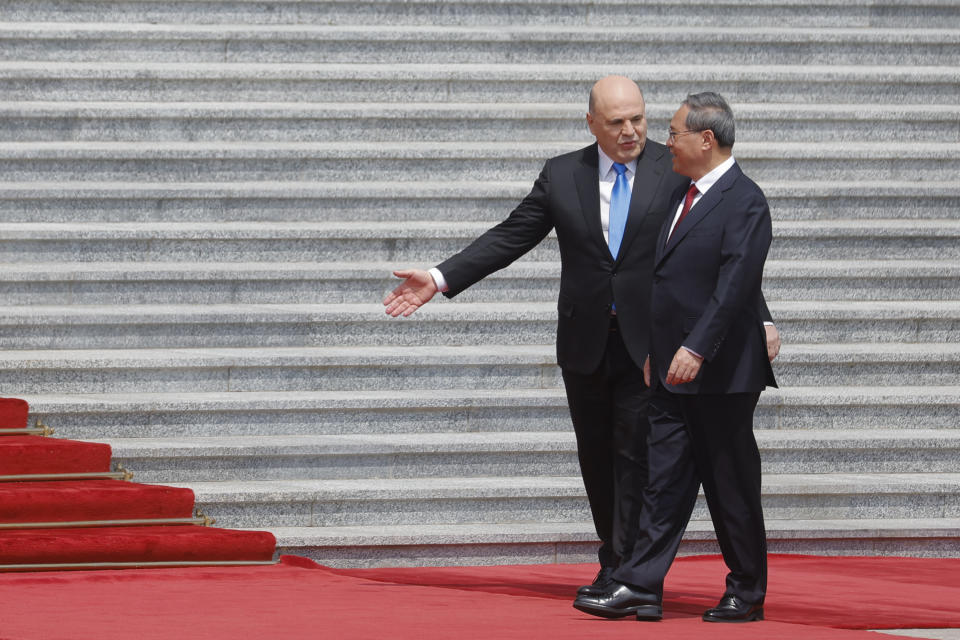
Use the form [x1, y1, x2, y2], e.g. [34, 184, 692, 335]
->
[701, 129, 716, 150]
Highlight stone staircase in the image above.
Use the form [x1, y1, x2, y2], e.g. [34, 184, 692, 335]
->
[2, 1, 958, 567]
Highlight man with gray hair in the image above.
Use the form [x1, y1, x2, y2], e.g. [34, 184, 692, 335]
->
[574, 92, 776, 623]
[385, 78, 781, 600]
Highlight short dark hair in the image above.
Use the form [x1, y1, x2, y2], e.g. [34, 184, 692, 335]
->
[682, 92, 735, 148]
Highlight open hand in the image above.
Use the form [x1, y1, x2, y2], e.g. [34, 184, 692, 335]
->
[383, 269, 438, 317]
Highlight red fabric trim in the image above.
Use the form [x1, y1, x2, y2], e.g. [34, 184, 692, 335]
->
[0, 398, 29, 430]
[0, 479, 196, 523]
[0, 435, 112, 474]
[0, 526, 276, 564]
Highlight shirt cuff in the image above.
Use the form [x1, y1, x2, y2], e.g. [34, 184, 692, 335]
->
[428, 267, 449, 293]
[681, 346, 703, 359]
[763, 321, 774, 326]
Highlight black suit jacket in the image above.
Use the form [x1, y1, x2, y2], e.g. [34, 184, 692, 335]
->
[650, 162, 778, 394]
[437, 142, 689, 375]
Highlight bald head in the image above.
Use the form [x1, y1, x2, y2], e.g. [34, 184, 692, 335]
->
[588, 75, 643, 115]
[586, 76, 647, 164]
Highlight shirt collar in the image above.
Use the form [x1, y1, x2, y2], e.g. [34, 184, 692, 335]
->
[692, 156, 736, 195]
[597, 145, 638, 179]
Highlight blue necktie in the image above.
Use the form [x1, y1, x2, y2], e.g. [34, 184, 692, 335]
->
[608, 162, 630, 259]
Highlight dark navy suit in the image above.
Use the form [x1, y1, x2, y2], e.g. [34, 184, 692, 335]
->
[614, 161, 777, 605]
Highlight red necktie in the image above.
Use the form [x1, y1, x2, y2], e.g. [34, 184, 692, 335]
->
[668, 183, 699, 243]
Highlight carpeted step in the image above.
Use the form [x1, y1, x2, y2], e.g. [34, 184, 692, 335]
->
[0, 435, 111, 475]
[0, 524, 276, 565]
[0, 479, 195, 523]
[0, 397, 28, 429]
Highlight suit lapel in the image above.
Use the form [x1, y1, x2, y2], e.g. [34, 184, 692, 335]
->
[658, 162, 743, 265]
[614, 142, 665, 265]
[574, 144, 611, 259]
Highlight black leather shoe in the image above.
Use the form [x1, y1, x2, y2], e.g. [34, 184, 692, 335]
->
[573, 583, 662, 620]
[576, 567, 615, 597]
[702, 594, 764, 622]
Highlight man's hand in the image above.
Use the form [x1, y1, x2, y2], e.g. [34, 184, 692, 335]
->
[642, 355, 651, 387]
[666, 348, 703, 385]
[765, 324, 781, 362]
[383, 269, 438, 317]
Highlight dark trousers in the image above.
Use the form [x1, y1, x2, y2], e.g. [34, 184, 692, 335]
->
[613, 383, 767, 604]
[561, 318, 650, 568]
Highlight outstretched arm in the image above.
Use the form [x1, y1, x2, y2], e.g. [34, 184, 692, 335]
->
[383, 269, 438, 317]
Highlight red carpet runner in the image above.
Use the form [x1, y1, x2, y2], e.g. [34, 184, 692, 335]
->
[0, 555, 957, 639]
[0, 397, 275, 568]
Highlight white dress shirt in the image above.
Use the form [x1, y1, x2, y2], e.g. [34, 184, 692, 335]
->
[665, 155, 736, 240]
[597, 147, 638, 244]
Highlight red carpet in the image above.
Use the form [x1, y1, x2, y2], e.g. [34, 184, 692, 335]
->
[0, 554, 955, 640]
[0, 396, 275, 568]
[0, 526, 276, 566]
[337, 554, 960, 630]
[0, 479, 195, 523]
[0, 398, 29, 430]
[0, 436, 112, 475]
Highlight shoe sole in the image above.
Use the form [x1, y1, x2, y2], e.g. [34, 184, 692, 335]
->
[572, 601, 663, 621]
[572, 601, 638, 619]
[702, 609, 764, 623]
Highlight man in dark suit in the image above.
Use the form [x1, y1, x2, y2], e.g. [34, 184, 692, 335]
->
[573, 92, 776, 623]
[383, 78, 779, 598]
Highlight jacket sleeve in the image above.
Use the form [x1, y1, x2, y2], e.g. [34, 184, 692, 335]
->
[435, 160, 555, 298]
[758, 291, 773, 324]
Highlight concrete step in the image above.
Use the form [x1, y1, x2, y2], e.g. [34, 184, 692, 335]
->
[0, 63, 956, 104]
[0, 259, 954, 305]
[20, 386, 960, 439]
[0, 342, 955, 391]
[99, 429, 960, 482]
[5, 1, 960, 28]
[0, 141, 957, 183]
[174, 472, 960, 528]
[268, 518, 960, 567]
[0, 301, 955, 350]
[0, 180, 956, 223]
[0, 219, 956, 262]
[3, 102, 955, 144]
[1, 25, 957, 65]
